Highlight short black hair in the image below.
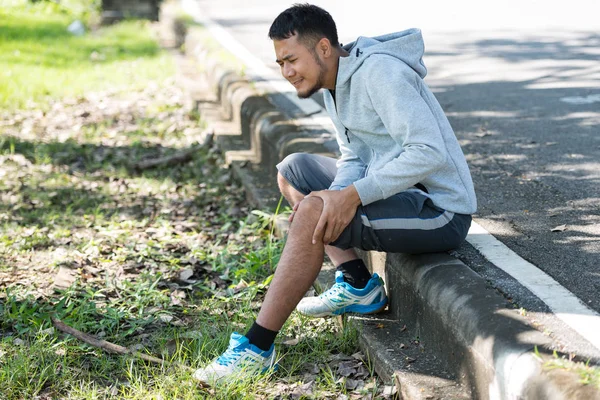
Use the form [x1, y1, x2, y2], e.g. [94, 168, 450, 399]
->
[268, 3, 339, 48]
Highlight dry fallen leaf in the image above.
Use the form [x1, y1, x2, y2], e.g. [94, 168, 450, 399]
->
[291, 381, 313, 399]
[338, 365, 356, 377]
[170, 289, 186, 306]
[345, 378, 360, 390]
[354, 365, 369, 379]
[159, 315, 173, 323]
[283, 337, 300, 346]
[383, 385, 398, 396]
[179, 269, 194, 281]
[233, 280, 248, 293]
[53, 266, 76, 289]
[39, 327, 55, 336]
[179, 330, 203, 339]
[304, 362, 320, 374]
[551, 224, 567, 232]
[328, 353, 354, 362]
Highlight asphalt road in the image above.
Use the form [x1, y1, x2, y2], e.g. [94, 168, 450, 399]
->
[190, 0, 600, 319]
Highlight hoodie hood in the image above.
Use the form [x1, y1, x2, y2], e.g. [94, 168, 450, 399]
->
[337, 28, 427, 86]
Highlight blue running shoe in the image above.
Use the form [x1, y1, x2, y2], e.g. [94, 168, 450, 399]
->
[296, 271, 388, 317]
[193, 332, 277, 383]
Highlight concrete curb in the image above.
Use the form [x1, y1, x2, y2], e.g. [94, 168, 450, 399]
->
[168, 7, 600, 399]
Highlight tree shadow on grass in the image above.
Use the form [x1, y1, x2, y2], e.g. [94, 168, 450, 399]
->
[0, 135, 240, 228]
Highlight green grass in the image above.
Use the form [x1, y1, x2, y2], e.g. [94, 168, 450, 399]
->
[0, 1, 173, 110]
[0, 125, 369, 397]
[535, 348, 600, 390]
[0, 97, 375, 397]
[0, 3, 386, 397]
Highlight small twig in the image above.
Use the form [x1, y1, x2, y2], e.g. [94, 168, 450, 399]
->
[51, 318, 207, 384]
[131, 131, 213, 171]
[132, 145, 201, 171]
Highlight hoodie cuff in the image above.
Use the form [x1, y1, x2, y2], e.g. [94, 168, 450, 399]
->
[353, 176, 383, 205]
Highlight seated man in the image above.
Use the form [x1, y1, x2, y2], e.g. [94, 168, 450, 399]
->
[194, 3, 477, 383]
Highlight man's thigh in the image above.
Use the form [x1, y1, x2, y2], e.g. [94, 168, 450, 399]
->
[276, 153, 337, 195]
[276, 153, 471, 254]
[332, 191, 472, 254]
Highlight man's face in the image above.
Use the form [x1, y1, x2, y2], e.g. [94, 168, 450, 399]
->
[274, 35, 327, 99]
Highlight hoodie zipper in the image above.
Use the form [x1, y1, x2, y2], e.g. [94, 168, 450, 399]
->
[331, 90, 350, 143]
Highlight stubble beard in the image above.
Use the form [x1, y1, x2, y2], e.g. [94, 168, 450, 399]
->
[297, 51, 327, 99]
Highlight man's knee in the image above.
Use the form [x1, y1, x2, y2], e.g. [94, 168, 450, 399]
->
[295, 196, 323, 219]
[278, 152, 310, 177]
[277, 153, 311, 200]
[277, 171, 290, 192]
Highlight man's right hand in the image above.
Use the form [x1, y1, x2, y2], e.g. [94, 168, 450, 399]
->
[307, 185, 361, 245]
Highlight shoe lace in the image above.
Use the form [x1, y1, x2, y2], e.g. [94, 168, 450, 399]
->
[319, 284, 342, 300]
[216, 346, 243, 366]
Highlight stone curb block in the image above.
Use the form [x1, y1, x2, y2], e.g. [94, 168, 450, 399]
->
[186, 29, 338, 176]
[175, 17, 597, 400]
[383, 252, 550, 399]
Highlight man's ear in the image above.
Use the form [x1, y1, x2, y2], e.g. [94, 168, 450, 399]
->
[317, 38, 332, 57]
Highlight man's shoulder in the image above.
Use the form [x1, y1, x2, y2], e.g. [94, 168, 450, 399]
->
[355, 54, 419, 92]
[358, 54, 416, 78]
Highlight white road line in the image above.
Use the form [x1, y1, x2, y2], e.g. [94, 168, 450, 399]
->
[468, 221, 600, 351]
[182, 0, 600, 353]
[560, 94, 600, 104]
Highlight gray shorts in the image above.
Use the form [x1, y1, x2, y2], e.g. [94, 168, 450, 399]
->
[276, 153, 472, 254]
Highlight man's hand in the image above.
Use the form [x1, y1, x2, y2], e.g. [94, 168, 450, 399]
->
[306, 185, 361, 245]
[288, 202, 300, 223]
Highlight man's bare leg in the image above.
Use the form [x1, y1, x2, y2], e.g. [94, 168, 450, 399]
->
[277, 172, 358, 266]
[192, 197, 326, 382]
[192, 175, 380, 383]
[256, 196, 325, 331]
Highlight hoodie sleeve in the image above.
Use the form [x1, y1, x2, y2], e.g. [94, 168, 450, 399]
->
[353, 58, 447, 205]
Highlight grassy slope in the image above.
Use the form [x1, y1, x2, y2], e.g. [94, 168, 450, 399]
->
[0, 4, 173, 110]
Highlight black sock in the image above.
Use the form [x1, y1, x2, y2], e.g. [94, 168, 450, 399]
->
[336, 259, 371, 289]
[245, 321, 278, 352]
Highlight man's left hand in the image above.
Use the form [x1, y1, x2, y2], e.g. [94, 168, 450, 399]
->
[306, 185, 361, 245]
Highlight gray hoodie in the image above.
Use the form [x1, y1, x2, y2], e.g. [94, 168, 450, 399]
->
[324, 28, 477, 215]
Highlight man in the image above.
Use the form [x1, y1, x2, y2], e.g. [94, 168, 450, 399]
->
[194, 4, 477, 383]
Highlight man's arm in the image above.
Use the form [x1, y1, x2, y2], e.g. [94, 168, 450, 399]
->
[352, 58, 447, 205]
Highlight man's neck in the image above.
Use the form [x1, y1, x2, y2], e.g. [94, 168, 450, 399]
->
[324, 47, 349, 90]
